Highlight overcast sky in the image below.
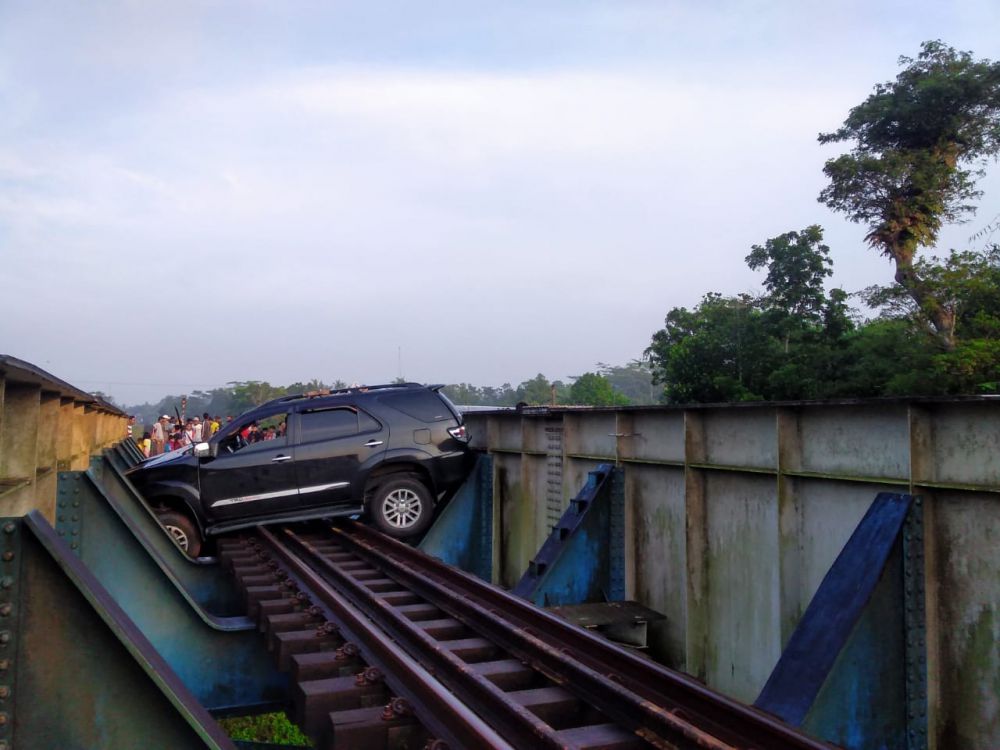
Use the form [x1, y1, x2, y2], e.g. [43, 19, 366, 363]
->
[2, 1, 998, 405]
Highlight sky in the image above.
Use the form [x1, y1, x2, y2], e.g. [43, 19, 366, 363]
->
[1, 1, 999, 406]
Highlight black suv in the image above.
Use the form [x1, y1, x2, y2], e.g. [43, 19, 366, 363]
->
[127, 384, 474, 556]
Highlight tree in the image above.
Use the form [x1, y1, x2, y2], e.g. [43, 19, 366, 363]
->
[818, 40, 1000, 350]
[746, 225, 833, 323]
[516, 374, 554, 405]
[229, 381, 285, 411]
[859, 244, 1000, 393]
[568, 373, 630, 406]
[596, 360, 657, 404]
[647, 293, 783, 403]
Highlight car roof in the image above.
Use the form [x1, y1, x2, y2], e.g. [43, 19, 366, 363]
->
[257, 382, 444, 411]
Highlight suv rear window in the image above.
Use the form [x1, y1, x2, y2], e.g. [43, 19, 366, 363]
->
[379, 391, 454, 422]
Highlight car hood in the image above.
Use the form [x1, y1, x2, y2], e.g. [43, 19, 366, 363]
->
[131, 445, 193, 471]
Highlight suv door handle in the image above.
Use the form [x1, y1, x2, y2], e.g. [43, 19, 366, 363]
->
[364, 440, 384, 448]
[271, 455, 292, 463]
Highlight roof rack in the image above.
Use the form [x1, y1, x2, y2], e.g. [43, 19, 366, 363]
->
[261, 382, 426, 408]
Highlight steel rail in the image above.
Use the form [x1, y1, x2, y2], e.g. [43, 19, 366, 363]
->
[274, 525, 623, 750]
[255, 525, 514, 750]
[278, 526, 737, 750]
[330, 521, 833, 750]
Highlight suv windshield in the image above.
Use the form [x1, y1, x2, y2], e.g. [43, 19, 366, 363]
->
[219, 412, 288, 453]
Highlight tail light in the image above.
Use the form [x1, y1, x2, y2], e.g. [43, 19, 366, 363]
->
[448, 424, 469, 443]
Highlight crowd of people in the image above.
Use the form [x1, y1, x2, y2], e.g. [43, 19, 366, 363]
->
[135, 412, 226, 457]
[131, 412, 287, 457]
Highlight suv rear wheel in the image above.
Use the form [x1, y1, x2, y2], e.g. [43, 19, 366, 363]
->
[158, 510, 202, 557]
[370, 475, 433, 538]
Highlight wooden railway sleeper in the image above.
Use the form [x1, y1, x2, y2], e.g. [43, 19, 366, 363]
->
[326, 525, 750, 750]
[276, 527, 634, 750]
[251, 527, 516, 750]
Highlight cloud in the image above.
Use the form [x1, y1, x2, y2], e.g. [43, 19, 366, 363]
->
[1, 2, 999, 404]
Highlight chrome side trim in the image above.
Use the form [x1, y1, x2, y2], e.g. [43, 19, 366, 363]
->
[210, 488, 298, 508]
[300, 481, 350, 495]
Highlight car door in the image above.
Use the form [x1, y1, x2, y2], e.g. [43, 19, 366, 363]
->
[293, 404, 386, 509]
[199, 412, 297, 521]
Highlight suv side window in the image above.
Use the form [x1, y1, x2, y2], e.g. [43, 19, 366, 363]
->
[379, 391, 453, 422]
[299, 407, 381, 443]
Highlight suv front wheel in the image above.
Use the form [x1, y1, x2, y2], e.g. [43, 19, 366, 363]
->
[158, 510, 203, 558]
[370, 475, 434, 538]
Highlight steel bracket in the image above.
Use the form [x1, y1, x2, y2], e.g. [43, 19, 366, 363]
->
[54, 472, 85, 555]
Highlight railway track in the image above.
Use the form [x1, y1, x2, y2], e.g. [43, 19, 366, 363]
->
[220, 522, 834, 750]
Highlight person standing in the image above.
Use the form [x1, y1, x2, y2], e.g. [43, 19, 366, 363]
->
[151, 415, 169, 456]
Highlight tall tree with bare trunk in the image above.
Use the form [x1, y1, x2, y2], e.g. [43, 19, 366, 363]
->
[819, 40, 1000, 350]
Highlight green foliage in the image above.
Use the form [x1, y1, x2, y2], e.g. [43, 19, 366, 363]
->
[647, 293, 781, 403]
[746, 225, 832, 323]
[219, 712, 312, 746]
[649, 221, 1000, 403]
[595, 360, 657, 404]
[859, 245, 1000, 394]
[517, 373, 556, 405]
[818, 40, 1000, 347]
[568, 372, 630, 406]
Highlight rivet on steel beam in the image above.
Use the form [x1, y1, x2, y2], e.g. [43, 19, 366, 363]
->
[0, 580, 11, 591]
[1, 554, 12, 563]
[0, 686, 10, 699]
[423, 740, 450, 750]
[381, 702, 396, 721]
[57, 530, 65, 537]
[0, 713, 7, 726]
[0, 633, 11, 646]
[0, 605, 11, 617]
[72, 501, 79, 508]
[0, 660, 9, 672]
[71, 542, 79, 550]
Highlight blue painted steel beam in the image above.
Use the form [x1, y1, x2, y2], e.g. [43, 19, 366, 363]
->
[419, 454, 494, 580]
[96, 447, 247, 615]
[511, 464, 625, 607]
[755, 492, 926, 750]
[10, 512, 237, 749]
[57, 462, 286, 712]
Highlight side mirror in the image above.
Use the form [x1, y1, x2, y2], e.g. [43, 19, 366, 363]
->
[193, 442, 211, 458]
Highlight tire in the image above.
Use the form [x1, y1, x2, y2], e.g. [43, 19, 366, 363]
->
[158, 510, 203, 557]
[369, 475, 434, 538]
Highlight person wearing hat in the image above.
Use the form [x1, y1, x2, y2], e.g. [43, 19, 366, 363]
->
[192, 416, 203, 442]
[151, 415, 169, 456]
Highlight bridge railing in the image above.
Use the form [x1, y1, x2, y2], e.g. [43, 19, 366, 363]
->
[0, 354, 125, 521]
[464, 398, 1000, 750]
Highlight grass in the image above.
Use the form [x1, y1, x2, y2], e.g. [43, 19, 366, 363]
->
[218, 711, 313, 746]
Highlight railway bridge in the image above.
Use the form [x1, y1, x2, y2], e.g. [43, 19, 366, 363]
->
[0, 354, 997, 749]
